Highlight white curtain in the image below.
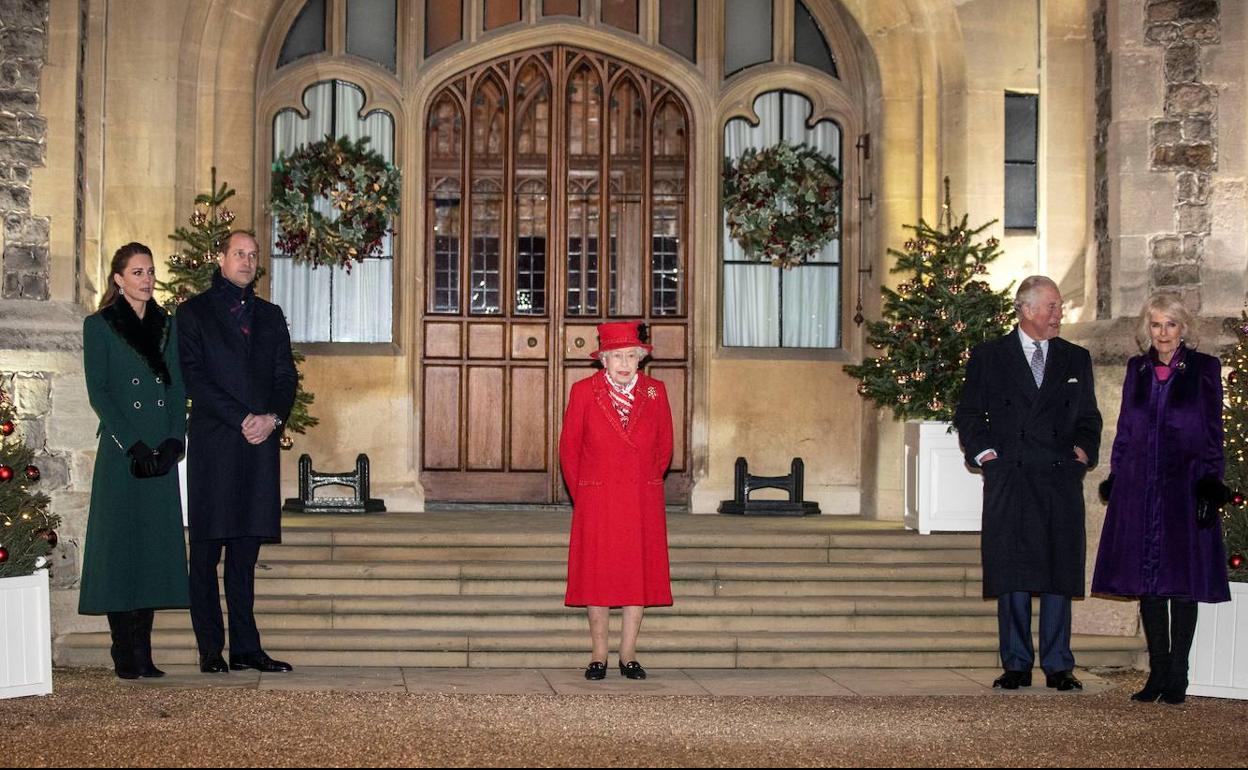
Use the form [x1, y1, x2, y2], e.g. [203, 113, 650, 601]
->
[271, 80, 395, 343]
[722, 92, 842, 348]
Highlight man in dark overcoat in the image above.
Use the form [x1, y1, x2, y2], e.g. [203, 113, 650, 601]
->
[177, 230, 298, 674]
[953, 275, 1102, 691]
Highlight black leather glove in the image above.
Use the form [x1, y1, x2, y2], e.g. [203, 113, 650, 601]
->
[126, 441, 163, 479]
[1195, 476, 1230, 530]
[155, 438, 185, 476]
[1098, 474, 1114, 504]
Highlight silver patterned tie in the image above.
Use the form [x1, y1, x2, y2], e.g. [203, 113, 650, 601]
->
[1030, 343, 1045, 388]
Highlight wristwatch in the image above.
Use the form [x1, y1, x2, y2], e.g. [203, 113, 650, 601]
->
[271, 414, 283, 429]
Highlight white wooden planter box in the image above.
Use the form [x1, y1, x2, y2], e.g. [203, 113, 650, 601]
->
[1188, 580, 1248, 700]
[0, 569, 53, 699]
[903, 421, 983, 535]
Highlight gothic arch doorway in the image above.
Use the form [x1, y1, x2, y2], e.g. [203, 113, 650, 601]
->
[420, 46, 693, 505]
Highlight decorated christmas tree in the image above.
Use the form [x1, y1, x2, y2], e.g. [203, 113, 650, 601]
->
[1219, 313, 1248, 581]
[161, 173, 318, 447]
[0, 385, 61, 579]
[846, 187, 1015, 422]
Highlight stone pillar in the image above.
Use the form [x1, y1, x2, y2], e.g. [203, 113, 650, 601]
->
[0, 0, 50, 300]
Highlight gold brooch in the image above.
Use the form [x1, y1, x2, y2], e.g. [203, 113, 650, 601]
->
[647, 386, 657, 400]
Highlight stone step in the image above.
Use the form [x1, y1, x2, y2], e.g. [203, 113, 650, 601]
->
[240, 560, 982, 598]
[261, 545, 978, 564]
[146, 594, 1003, 634]
[56, 630, 1139, 670]
[276, 529, 981, 550]
[164, 594, 1000, 617]
[150, 612, 998, 634]
[249, 560, 983, 582]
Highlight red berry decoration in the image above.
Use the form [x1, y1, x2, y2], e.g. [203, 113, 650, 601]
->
[0, 547, 7, 564]
[0, 420, 13, 436]
[0, 465, 12, 482]
[1232, 554, 1246, 570]
[1234, 494, 1246, 507]
[24, 465, 39, 481]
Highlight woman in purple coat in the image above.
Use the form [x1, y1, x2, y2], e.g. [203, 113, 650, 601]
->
[1092, 291, 1231, 704]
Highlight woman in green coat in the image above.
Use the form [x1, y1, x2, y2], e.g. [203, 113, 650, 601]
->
[79, 242, 190, 679]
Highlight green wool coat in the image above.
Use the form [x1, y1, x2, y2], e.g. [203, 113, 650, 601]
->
[78, 301, 191, 614]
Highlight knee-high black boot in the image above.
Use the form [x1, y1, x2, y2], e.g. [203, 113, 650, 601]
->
[134, 609, 164, 678]
[1162, 599, 1198, 705]
[106, 611, 141, 680]
[1132, 596, 1171, 702]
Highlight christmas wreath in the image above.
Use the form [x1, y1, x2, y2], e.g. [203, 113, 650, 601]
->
[722, 142, 842, 269]
[270, 135, 401, 269]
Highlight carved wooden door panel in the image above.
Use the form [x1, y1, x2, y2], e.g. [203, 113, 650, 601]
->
[421, 47, 691, 505]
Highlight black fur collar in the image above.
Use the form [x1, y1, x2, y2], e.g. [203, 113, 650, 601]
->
[99, 299, 171, 386]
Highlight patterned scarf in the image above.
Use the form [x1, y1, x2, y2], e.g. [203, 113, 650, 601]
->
[212, 269, 255, 338]
[605, 371, 638, 429]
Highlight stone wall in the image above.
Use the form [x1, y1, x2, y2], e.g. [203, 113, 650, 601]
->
[1094, 0, 1112, 319]
[1144, 0, 1221, 311]
[0, 301, 93, 609]
[1111, 0, 1247, 318]
[0, 0, 50, 300]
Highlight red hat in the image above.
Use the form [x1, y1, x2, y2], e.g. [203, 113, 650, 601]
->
[591, 321, 652, 359]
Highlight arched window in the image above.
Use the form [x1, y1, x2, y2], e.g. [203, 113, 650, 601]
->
[270, 80, 397, 342]
[719, 0, 851, 350]
[722, 91, 842, 349]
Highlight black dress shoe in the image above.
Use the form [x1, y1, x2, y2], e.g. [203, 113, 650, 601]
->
[992, 670, 1032, 689]
[229, 651, 293, 673]
[138, 663, 166, 678]
[584, 661, 607, 681]
[619, 660, 647, 680]
[1045, 670, 1083, 691]
[199, 653, 229, 674]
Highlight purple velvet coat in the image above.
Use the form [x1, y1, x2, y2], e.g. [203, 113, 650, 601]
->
[1091, 346, 1231, 603]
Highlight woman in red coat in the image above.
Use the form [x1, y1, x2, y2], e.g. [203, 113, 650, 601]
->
[560, 321, 673, 681]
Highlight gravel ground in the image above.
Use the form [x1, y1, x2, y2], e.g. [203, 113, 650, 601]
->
[2, 669, 1246, 767]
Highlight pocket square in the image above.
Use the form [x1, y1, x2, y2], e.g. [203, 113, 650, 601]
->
[1067, 377, 1078, 383]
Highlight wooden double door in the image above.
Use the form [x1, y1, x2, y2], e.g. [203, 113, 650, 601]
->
[420, 46, 692, 505]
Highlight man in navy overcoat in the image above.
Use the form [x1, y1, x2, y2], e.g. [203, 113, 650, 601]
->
[953, 275, 1102, 691]
[177, 230, 298, 674]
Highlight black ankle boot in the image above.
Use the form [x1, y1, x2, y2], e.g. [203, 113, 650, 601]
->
[106, 611, 142, 680]
[135, 609, 164, 678]
[1162, 599, 1198, 705]
[1132, 596, 1170, 703]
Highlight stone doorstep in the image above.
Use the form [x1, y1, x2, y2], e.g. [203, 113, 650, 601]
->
[98, 665, 1117, 697]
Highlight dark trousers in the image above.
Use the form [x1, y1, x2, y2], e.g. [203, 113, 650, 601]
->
[997, 591, 1074, 675]
[189, 537, 262, 656]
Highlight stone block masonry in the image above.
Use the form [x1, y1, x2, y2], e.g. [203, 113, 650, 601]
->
[1145, 0, 1221, 307]
[0, 0, 50, 300]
